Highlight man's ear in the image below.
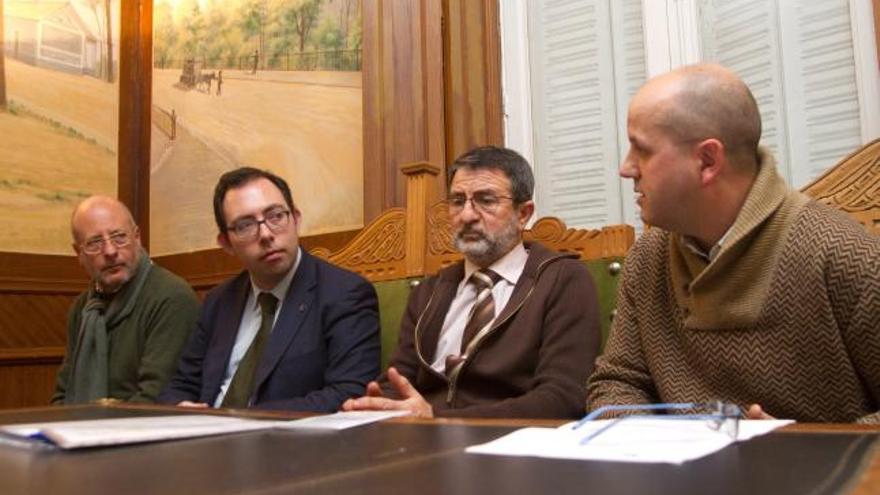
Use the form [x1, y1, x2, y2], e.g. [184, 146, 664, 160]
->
[517, 200, 535, 228]
[696, 138, 725, 186]
[291, 208, 303, 234]
[217, 232, 234, 255]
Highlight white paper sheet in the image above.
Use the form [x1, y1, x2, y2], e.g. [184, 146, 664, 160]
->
[279, 410, 411, 430]
[0, 410, 411, 450]
[0, 415, 281, 449]
[466, 419, 793, 464]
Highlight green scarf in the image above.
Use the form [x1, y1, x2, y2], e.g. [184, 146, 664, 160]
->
[66, 251, 153, 404]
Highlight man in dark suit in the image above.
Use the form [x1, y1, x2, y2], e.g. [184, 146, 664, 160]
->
[160, 167, 380, 412]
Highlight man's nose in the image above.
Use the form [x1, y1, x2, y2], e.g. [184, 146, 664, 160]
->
[619, 156, 638, 179]
[101, 240, 119, 256]
[458, 199, 481, 221]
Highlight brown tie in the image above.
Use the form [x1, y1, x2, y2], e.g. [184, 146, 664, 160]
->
[446, 269, 502, 373]
[222, 292, 278, 408]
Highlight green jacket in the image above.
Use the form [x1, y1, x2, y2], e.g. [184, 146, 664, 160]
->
[51, 263, 199, 404]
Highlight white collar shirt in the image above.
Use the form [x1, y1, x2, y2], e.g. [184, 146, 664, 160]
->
[430, 243, 528, 373]
[213, 247, 302, 407]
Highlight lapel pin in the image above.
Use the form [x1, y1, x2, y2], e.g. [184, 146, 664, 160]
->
[299, 303, 307, 312]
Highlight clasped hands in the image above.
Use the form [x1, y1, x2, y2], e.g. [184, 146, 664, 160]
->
[341, 367, 434, 418]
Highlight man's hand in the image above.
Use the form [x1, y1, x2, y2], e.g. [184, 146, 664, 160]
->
[745, 404, 775, 420]
[177, 400, 209, 408]
[342, 367, 433, 418]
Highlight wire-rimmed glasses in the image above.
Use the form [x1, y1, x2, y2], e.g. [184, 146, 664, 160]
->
[573, 401, 742, 446]
[80, 230, 135, 255]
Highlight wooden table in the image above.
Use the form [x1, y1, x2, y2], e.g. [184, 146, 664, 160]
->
[0, 405, 877, 494]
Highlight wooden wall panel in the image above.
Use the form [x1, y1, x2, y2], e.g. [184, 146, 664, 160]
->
[0, 361, 59, 408]
[118, 0, 153, 244]
[0, 253, 84, 408]
[443, 0, 504, 160]
[363, 0, 447, 221]
[874, 0, 880, 70]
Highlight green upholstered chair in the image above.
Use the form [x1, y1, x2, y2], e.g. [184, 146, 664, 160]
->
[370, 257, 626, 369]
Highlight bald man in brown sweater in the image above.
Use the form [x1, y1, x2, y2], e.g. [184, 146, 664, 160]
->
[587, 64, 880, 423]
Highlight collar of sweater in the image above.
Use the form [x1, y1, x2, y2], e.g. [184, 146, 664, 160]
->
[668, 149, 809, 329]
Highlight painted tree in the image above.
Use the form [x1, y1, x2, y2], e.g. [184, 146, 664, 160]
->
[239, 0, 269, 69]
[152, 2, 177, 68]
[281, 0, 322, 54]
[180, 0, 206, 60]
[336, 0, 357, 49]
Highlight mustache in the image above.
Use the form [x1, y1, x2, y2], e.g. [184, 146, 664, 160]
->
[456, 226, 487, 240]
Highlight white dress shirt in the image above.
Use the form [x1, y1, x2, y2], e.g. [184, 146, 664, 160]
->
[430, 243, 528, 373]
[213, 247, 302, 407]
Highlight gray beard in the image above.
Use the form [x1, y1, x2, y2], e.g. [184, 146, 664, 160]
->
[454, 219, 521, 267]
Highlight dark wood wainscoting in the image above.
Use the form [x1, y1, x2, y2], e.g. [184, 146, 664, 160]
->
[0, 253, 84, 408]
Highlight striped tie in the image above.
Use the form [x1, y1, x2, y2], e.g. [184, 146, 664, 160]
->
[446, 269, 503, 373]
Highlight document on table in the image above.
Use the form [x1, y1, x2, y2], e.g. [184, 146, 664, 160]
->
[0, 410, 409, 450]
[466, 419, 794, 464]
[278, 410, 410, 430]
[0, 415, 280, 450]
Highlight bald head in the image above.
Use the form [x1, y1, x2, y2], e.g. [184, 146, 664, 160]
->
[71, 196, 143, 293]
[71, 196, 136, 242]
[631, 63, 762, 170]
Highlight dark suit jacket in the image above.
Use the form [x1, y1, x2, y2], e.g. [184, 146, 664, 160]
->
[159, 251, 380, 412]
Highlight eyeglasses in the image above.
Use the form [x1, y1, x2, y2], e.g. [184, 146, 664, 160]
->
[80, 231, 134, 255]
[226, 208, 292, 241]
[447, 193, 514, 214]
[573, 402, 742, 446]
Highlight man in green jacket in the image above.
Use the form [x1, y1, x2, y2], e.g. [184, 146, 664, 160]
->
[52, 196, 199, 404]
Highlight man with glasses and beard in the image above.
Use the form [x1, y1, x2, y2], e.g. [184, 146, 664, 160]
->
[343, 146, 601, 418]
[160, 167, 380, 411]
[53, 196, 199, 404]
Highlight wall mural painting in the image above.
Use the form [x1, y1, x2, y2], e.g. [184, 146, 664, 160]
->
[150, 0, 363, 256]
[0, 0, 119, 254]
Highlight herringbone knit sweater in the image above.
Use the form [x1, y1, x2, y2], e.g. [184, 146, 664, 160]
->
[587, 152, 880, 423]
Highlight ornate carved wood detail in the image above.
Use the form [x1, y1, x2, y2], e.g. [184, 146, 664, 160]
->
[525, 218, 636, 259]
[423, 200, 636, 275]
[425, 201, 459, 273]
[802, 138, 880, 235]
[311, 208, 407, 282]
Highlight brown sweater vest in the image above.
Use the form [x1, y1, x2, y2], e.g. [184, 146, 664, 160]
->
[588, 156, 880, 423]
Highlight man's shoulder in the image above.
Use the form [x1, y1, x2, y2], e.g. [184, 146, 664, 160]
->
[788, 200, 880, 266]
[795, 201, 879, 247]
[615, 228, 669, 276]
[308, 251, 373, 289]
[147, 263, 198, 295]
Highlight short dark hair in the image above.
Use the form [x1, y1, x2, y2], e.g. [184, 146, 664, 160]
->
[448, 146, 534, 204]
[213, 167, 296, 233]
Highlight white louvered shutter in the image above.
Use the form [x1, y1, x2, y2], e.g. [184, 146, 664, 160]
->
[700, 0, 864, 187]
[526, 0, 646, 228]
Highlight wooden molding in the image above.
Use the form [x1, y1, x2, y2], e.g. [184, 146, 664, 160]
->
[0, 253, 86, 294]
[401, 162, 440, 276]
[875, 0, 880, 71]
[802, 138, 880, 235]
[155, 229, 362, 289]
[118, 0, 153, 245]
[0, 347, 65, 366]
[312, 209, 407, 282]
